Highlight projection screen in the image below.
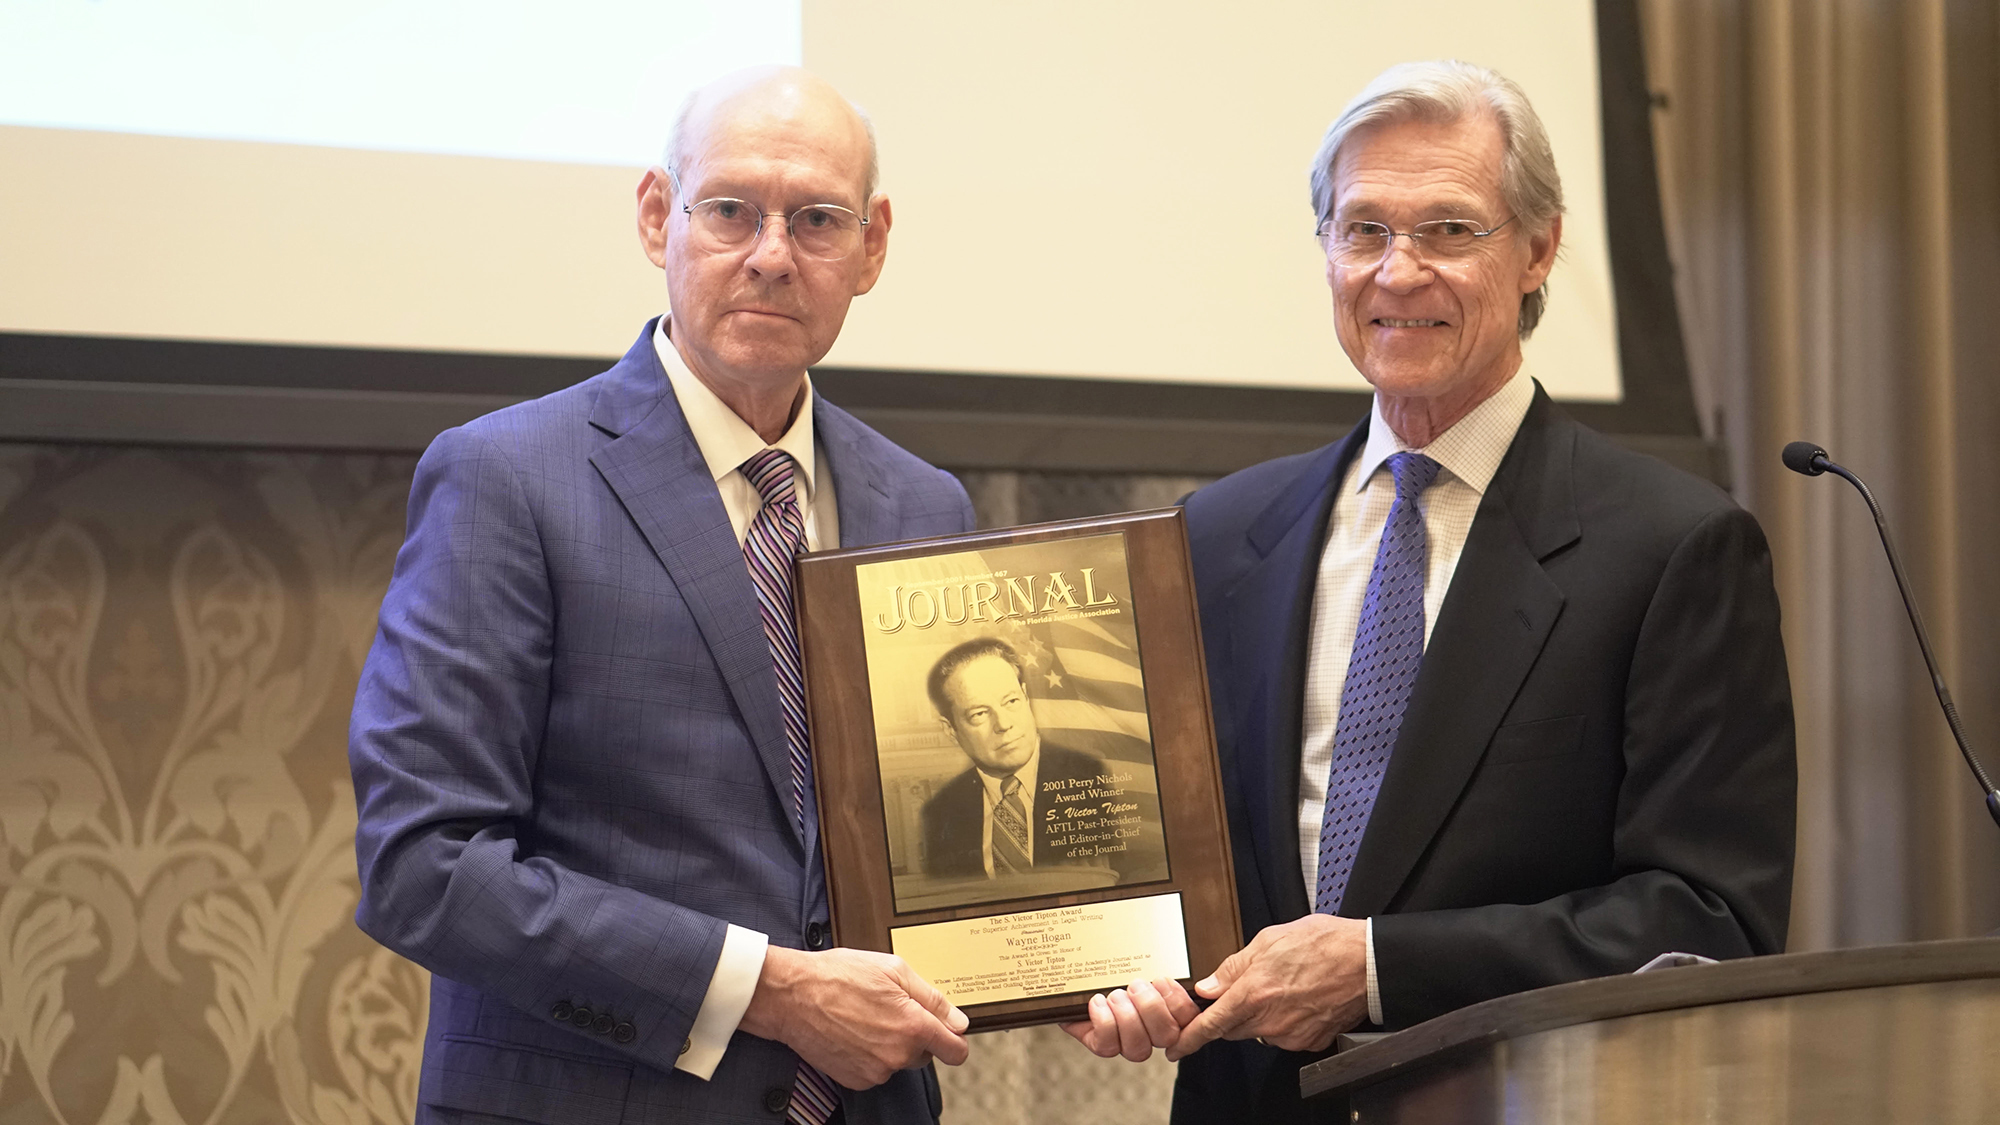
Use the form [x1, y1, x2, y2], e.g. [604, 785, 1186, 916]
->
[0, 0, 1619, 400]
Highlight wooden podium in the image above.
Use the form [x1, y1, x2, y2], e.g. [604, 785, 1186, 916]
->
[1301, 937, 2000, 1124]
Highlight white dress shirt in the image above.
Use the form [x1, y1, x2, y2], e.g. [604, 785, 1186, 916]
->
[973, 746, 1042, 876]
[1295, 373, 1535, 1025]
[651, 316, 839, 1079]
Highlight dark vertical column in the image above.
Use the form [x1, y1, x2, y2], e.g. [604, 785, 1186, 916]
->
[1591, 0, 1702, 437]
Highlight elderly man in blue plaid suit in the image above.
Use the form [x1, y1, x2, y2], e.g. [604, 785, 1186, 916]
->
[349, 67, 975, 1125]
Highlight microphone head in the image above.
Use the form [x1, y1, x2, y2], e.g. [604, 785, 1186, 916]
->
[1782, 441, 1830, 476]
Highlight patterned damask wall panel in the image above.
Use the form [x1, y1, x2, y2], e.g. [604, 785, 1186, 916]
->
[0, 444, 426, 1125]
[0, 445, 1212, 1125]
[957, 471, 1218, 531]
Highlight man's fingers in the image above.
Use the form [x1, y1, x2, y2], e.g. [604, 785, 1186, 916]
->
[895, 961, 969, 1034]
[1104, 988, 1154, 1062]
[907, 995, 970, 1068]
[1069, 994, 1122, 1057]
[1056, 1016, 1104, 1048]
[1076, 994, 1122, 1057]
[1156, 978, 1201, 1025]
[925, 1023, 971, 1068]
[1128, 980, 1182, 1051]
[1167, 989, 1248, 1061]
[1195, 948, 1249, 999]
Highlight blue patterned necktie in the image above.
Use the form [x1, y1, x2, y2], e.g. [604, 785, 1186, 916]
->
[738, 449, 842, 1125]
[1314, 451, 1442, 916]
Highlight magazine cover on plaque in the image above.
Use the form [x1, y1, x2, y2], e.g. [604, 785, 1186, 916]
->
[855, 532, 1171, 914]
[794, 509, 1241, 1030]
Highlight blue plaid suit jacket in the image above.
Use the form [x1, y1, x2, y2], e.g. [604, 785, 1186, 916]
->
[349, 321, 974, 1124]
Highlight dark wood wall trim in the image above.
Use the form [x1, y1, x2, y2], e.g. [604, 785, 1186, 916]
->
[0, 353, 1724, 484]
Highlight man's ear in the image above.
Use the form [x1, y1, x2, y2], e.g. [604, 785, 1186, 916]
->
[637, 167, 672, 269]
[1521, 213, 1562, 293]
[853, 194, 892, 295]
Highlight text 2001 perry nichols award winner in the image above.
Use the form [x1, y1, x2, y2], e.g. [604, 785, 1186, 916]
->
[794, 509, 1240, 1031]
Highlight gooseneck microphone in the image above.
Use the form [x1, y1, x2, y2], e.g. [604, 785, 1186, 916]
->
[1782, 441, 2000, 830]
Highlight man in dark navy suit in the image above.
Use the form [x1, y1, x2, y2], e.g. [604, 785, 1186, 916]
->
[350, 67, 974, 1124]
[1067, 61, 1795, 1124]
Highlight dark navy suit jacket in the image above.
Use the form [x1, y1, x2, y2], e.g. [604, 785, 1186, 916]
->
[349, 322, 974, 1124]
[1171, 389, 1796, 1123]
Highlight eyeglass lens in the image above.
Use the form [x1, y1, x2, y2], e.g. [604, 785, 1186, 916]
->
[689, 199, 863, 260]
[1319, 220, 1494, 263]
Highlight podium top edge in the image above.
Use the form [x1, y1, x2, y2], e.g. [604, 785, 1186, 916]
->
[1300, 935, 2000, 1100]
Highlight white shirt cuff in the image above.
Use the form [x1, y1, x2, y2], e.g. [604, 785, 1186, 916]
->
[1364, 917, 1384, 1027]
[675, 924, 769, 1079]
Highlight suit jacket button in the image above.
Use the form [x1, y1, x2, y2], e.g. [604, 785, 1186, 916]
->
[551, 1001, 574, 1022]
[570, 1005, 594, 1029]
[764, 1086, 791, 1114]
[614, 1022, 636, 1043]
[806, 922, 828, 950]
[592, 1013, 615, 1035]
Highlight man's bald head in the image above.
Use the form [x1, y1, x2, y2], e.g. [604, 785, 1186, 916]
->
[633, 64, 892, 440]
[664, 66, 879, 202]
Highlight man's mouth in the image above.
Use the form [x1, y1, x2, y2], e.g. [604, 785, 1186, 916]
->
[1375, 318, 1448, 328]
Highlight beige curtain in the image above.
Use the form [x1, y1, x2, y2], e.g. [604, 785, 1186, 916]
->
[1641, 0, 2000, 949]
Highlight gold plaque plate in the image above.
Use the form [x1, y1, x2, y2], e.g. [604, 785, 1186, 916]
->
[891, 893, 1192, 1008]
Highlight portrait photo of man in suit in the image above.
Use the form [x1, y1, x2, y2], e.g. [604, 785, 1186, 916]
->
[918, 637, 1122, 894]
[348, 66, 976, 1125]
[857, 536, 1174, 916]
[1067, 60, 1796, 1123]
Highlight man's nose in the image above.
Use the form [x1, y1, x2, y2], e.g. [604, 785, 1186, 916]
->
[1373, 236, 1433, 292]
[745, 217, 798, 276]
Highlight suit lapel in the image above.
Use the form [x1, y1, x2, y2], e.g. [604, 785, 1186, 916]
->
[1220, 427, 1367, 924]
[1340, 392, 1581, 916]
[796, 398, 904, 864]
[586, 324, 802, 847]
[815, 398, 902, 549]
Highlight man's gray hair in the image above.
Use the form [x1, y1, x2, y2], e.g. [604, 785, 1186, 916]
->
[662, 90, 880, 202]
[1308, 60, 1565, 336]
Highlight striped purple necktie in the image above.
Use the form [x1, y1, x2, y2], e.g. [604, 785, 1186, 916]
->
[738, 448, 842, 1125]
[1314, 451, 1442, 916]
[741, 448, 814, 834]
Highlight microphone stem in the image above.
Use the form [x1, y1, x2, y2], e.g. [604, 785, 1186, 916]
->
[1822, 461, 2000, 822]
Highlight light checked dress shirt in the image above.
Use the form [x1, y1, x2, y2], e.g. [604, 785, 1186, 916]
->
[1296, 371, 1534, 1025]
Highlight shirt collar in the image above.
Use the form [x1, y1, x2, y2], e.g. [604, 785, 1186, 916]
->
[652, 315, 820, 497]
[975, 744, 1042, 806]
[1351, 368, 1536, 497]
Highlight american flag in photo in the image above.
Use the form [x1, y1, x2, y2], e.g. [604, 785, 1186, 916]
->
[992, 615, 1154, 765]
